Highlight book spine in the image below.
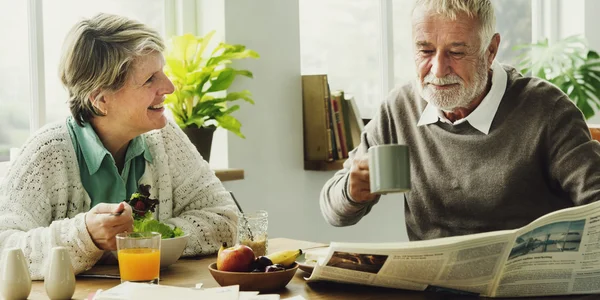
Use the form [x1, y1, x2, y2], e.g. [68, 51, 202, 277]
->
[332, 95, 348, 158]
[344, 94, 363, 149]
[322, 78, 334, 161]
[340, 91, 355, 153]
[329, 93, 343, 160]
[301, 75, 331, 161]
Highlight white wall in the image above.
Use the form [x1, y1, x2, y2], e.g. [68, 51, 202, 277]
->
[585, 0, 600, 52]
[219, 0, 407, 244]
[584, 0, 600, 124]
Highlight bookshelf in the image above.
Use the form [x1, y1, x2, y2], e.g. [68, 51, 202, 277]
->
[304, 159, 346, 171]
[301, 75, 364, 171]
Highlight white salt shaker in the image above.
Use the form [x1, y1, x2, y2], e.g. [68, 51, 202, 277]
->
[0, 248, 32, 300]
[45, 247, 75, 300]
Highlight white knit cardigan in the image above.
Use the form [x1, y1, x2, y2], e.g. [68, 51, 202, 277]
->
[0, 120, 239, 279]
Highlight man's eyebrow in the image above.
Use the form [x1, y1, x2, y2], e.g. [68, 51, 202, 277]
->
[450, 42, 468, 47]
[415, 41, 432, 47]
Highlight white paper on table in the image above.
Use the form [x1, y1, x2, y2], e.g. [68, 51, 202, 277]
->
[247, 295, 280, 300]
[238, 291, 260, 300]
[283, 296, 306, 300]
[95, 282, 239, 300]
[94, 282, 141, 300]
[201, 285, 240, 300]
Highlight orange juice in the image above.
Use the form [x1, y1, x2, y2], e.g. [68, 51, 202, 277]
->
[118, 248, 160, 282]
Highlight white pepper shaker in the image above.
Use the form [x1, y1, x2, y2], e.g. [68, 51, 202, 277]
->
[45, 247, 76, 300]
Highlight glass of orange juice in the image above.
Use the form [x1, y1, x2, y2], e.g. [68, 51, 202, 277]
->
[116, 232, 161, 284]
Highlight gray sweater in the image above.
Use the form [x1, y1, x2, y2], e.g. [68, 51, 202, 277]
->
[320, 66, 600, 240]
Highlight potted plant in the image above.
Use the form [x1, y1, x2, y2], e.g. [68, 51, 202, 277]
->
[164, 31, 259, 161]
[514, 35, 600, 120]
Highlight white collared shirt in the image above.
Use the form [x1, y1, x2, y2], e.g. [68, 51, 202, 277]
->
[417, 60, 508, 134]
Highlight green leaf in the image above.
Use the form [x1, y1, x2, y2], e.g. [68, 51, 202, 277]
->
[165, 57, 187, 80]
[191, 31, 215, 69]
[206, 69, 236, 92]
[222, 104, 240, 115]
[226, 90, 255, 104]
[216, 115, 244, 138]
[173, 227, 184, 238]
[184, 115, 207, 128]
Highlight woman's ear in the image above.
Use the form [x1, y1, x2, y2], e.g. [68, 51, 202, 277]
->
[90, 90, 108, 115]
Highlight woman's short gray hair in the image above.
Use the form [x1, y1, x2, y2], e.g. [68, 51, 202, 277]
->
[59, 13, 164, 126]
[413, 0, 496, 54]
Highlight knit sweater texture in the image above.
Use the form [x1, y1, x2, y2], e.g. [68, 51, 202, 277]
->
[0, 120, 238, 279]
[320, 66, 600, 240]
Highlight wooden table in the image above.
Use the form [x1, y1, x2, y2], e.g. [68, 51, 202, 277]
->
[29, 238, 599, 300]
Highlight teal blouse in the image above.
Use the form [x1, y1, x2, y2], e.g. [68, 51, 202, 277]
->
[66, 117, 153, 208]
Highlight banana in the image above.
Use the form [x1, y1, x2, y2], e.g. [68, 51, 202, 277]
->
[266, 249, 302, 268]
[218, 242, 228, 257]
[217, 242, 227, 270]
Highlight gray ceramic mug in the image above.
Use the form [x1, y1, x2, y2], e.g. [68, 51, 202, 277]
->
[368, 144, 411, 194]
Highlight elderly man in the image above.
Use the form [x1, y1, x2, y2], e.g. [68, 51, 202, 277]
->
[320, 0, 600, 241]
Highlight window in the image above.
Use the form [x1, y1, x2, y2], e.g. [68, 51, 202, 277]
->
[392, 0, 416, 89]
[494, 0, 532, 66]
[0, 0, 165, 161]
[301, 0, 534, 120]
[299, 0, 384, 119]
[0, 0, 30, 161]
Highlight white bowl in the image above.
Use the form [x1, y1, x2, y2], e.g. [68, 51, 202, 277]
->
[113, 234, 190, 269]
[159, 234, 190, 268]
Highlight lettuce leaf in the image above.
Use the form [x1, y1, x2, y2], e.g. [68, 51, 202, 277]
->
[133, 217, 185, 239]
[173, 226, 184, 237]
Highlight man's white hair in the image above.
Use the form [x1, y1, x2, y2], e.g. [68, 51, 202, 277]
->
[413, 0, 496, 54]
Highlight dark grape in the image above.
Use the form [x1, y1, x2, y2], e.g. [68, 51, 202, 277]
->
[256, 256, 273, 267]
[265, 265, 285, 272]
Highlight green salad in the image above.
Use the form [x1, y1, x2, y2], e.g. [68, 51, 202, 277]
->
[127, 184, 184, 239]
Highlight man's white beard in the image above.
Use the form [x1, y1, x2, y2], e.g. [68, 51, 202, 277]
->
[417, 58, 489, 112]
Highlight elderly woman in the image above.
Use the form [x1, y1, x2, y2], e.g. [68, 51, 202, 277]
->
[0, 13, 238, 279]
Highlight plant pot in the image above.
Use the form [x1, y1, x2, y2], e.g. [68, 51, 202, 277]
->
[182, 126, 216, 162]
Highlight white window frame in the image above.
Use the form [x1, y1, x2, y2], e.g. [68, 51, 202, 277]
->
[27, 0, 46, 133]
[532, 0, 559, 44]
[379, 0, 395, 105]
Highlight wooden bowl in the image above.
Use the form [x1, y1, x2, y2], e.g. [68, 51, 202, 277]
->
[208, 262, 298, 292]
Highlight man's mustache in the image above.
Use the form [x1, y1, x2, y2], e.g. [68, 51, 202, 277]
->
[423, 73, 462, 85]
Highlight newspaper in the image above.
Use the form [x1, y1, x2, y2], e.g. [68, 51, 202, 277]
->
[305, 200, 600, 297]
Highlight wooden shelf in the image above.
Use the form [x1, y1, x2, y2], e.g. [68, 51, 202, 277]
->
[304, 159, 345, 171]
[214, 168, 244, 181]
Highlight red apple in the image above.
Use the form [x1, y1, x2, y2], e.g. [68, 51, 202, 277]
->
[217, 244, 255, 272]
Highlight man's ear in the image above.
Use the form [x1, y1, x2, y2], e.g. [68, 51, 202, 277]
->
[90, 90, 108, 115]
[487, 33, 501, 66]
